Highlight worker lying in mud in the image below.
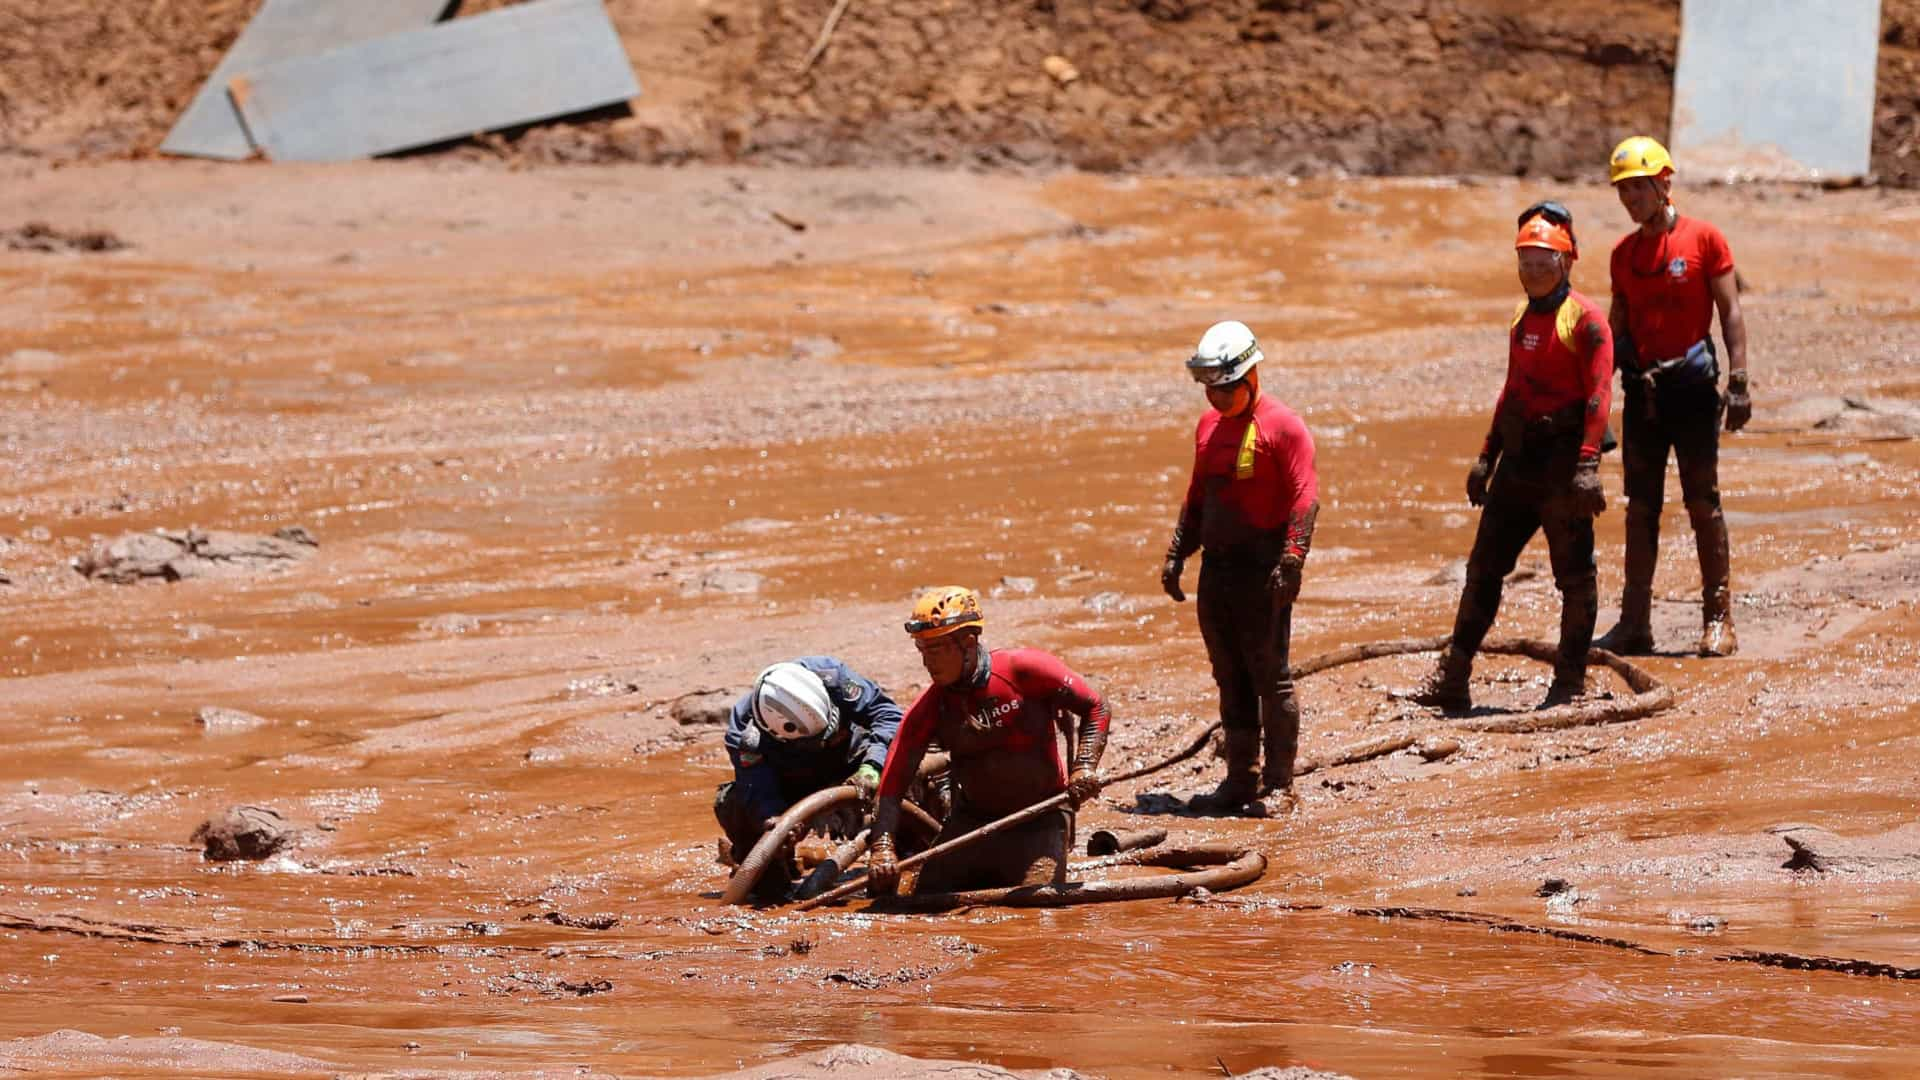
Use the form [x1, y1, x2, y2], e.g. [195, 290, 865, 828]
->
[715, 657, 902, 894]
[1596, 136, 1751, 658]
[1160, 320, 1319, 816]
[1413, 204, 1613, 712]
[865, 587, 1110, 895]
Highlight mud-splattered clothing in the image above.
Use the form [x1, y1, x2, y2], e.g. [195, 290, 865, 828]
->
[1178, 394, 1318, 563]
[1609, 216, 1733, 365]
[876, 648, 1108, 820]
[1491, 289, 1613, 459]
[719, 656, 901, 825]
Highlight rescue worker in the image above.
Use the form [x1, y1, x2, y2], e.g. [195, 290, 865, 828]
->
[1596, 136, 1751, 657]
[865, 587, 1110, 896]
[1412, 204, 1612, 711]
[1160, 320, 1319, 816]
[714, 657, 902, 881]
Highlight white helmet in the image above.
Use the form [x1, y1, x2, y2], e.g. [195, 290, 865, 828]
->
[1187, 320, 1263, 386]
[750, 662, 839, 742]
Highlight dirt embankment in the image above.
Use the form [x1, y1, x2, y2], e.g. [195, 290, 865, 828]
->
[4, 0, 1918, 182]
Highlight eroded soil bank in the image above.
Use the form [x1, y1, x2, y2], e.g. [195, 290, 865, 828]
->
[2, 161, 1919, 1077]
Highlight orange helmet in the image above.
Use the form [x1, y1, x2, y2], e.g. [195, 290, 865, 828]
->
[905, 586, 984, 640]
[1515, 216, 1574, 255]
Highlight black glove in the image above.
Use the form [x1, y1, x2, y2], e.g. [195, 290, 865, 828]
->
[1466, 454, 1493, 507]
[1269, 554, 1303, 609]
[1160, 556, 1186, 603]
[1724, 372, 1751, 433]
[866, 832, 899, 896]
[1066, 767, 1102, 808]
[1570, 455, 1606, 519]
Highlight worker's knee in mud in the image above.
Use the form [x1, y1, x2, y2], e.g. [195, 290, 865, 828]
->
[1555, 569, 1599, 599]
[1625, 499, 1660, 532]
[1462, 571, 1503, 612]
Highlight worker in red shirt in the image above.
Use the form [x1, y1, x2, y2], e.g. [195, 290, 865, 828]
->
[1413, 204, 1612, 711]
[1160, 320, 1318, 816]
[865, 587, 1110, 896]
[1597, 136, 1750, 657]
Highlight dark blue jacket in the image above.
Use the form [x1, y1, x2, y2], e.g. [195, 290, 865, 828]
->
[723, 656, 902, 821]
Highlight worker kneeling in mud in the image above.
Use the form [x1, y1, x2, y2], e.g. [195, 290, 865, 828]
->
[715, 657, 902, 892]
[1413, 204, 1613, 712]
[1161, 320, 1319, 816]
[865, 587, 1110, 896]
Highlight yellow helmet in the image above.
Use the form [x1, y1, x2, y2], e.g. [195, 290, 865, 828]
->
[905, 586, 984, 640]
[1609, 136, 1674, 184]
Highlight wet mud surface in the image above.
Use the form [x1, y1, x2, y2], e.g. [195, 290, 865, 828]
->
[4, 162, 1920, 1077]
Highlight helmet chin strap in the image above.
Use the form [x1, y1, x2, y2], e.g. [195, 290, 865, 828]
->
[962, 635, 991, 688]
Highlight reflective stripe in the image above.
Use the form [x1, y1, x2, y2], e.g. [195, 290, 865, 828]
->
[1235, 420, 1258, 479]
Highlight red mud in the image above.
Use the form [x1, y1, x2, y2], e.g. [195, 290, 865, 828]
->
[2, 162, 1920, 1077]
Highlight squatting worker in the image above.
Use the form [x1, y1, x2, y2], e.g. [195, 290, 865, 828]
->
[1597, 136, 1751, 658]
[865, 587, 1110, 896]
[1413, 204, 1612, 712]
[1160, 320, 1318, 816]
[715, 657, 901, 894]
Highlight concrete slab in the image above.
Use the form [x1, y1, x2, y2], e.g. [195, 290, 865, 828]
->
[160, 0, 450, 160]
[1671, 0, 1882, 181]
[229, 0, 640, 163]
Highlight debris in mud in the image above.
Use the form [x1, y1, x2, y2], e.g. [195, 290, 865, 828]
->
[685, 569, 764, 595]
[1535, 877, 1573, 897]
[1720, 950, 1920, 980]
[418, 612, 482, 636]
[1685, 914, 1727, 934]
[670, 688, 735, 726]
[269, 993, 308, 1004]
[1081, 591, 1134, 614]
[1772, 822, 1920, 873]
[2, 221, 129, 253]
[1767, 395, 1920, 439]
[190, 805, 298, 861]
[524, 910, 620, 930]
[993, 574, 1037, 596]
[195, 706, 270, 734]
[76, 526, 318, 584]
[3, 348, 67, 374]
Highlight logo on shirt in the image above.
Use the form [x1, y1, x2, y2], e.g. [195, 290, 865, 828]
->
[968, 698, 1021, 732]
[1668, 256, 1687, 280]
[1520, 331, 1542, 351]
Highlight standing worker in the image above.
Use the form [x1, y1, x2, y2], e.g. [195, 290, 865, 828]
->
[1597, 136, 1751, 657]
[1160, 320, 1319, 816]
[865, 587, 1110, 896]
[715, 657, 902, 896]
[1413, 204, 1612, 711]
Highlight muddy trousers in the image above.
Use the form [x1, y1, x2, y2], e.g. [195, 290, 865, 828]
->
[913, 806, 1072, 893]
[712, 782, 770, 866]
[1196, 559, 1300, 789]
[1446, 457, 1599, 688]
[1620, 383, 1733, 631]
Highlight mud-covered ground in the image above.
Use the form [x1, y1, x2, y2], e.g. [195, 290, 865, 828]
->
[3, 160, 1920, 1078]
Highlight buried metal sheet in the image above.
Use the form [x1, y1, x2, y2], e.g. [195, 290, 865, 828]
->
[229, 0, 640, 163]
[1671, 0, 1882, 181]
[160, 0, 451, 160]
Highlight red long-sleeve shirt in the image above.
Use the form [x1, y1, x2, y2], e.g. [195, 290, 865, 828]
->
[1491, 289, 1613, 459]
[1179, 394, 1318, 558]
[876, 649, 1108, 819]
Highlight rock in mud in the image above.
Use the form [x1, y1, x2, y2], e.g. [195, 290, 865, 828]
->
[671, 688, 736, 726]
[191, 805, 298, 861]
[1, 221, 129, 253]
[1535, 876, 1572, 897]
[76, 526, 317, 584]
[195, 706, 270, 734]
[687, 569, 764, 595]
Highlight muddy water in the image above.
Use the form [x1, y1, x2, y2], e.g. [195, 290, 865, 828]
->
[4, 168, 1920, 1077]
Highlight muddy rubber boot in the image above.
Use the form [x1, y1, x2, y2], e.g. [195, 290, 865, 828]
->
[1408, 645, 1474, 713]
[1189, 728, 1261, 814]
[1254, 692, 1301, 816]
[1693, 503, 1738, 657]
[1543, 575, 1596, 709]
[1597, 502, 1658, 655]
